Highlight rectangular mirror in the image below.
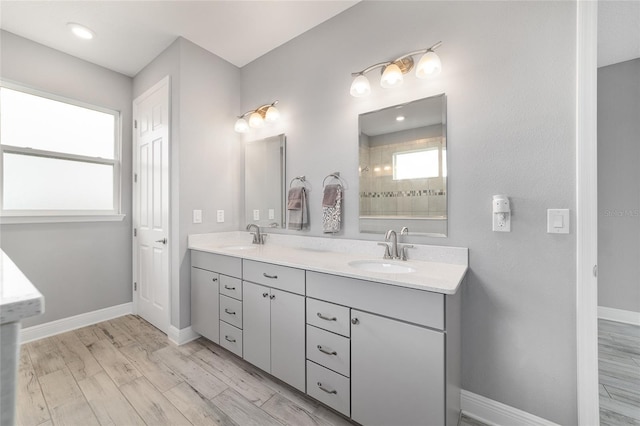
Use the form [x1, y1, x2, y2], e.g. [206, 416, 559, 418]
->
[244, 134, 286, 228]
[359, 94, 447, 236]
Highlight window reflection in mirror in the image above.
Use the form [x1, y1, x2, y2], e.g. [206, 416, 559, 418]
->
[359, 94, 447, 236]
[244, 134, 286, 228]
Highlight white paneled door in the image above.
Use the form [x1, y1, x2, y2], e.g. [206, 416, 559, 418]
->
[133, 77, 170, 333]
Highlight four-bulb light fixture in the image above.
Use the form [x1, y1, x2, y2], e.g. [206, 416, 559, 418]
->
[350, 41, 442, 97]
[234, 100, 280, 133]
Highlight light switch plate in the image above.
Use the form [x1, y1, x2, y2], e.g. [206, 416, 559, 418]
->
[547, 209, 569, 234]
[193, 209, 202, 224]
[216, 210, 224, 223]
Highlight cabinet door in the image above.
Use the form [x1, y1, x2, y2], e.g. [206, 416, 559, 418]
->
[351, 310, 445, 426]
[190, 267, 219, 344]
[242, 281, 271, 373]
[270, 289, 306, 392]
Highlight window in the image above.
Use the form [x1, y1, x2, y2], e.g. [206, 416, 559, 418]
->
[393, 148, 441, 180]
[0, 83, 122, 222]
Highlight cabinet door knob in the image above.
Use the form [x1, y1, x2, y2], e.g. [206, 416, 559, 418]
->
[351, 318, 359, 325]
[269, 294, 276, 300]
[317, 382, 337, 394]
[212, 277, 218, 282]
[317, 312, 337, 321]
[317, 345, 337, 356]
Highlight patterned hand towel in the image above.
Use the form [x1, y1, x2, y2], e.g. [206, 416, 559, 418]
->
[322, 184, 342, 233]
[287, 187, 309, 230]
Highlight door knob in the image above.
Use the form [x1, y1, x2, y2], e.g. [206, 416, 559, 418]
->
[156, 238, 167, 244]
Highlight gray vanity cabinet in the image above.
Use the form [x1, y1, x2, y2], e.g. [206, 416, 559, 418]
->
[242, 277, 306, 392]
[190, 267, 219, 344]
[191, 251, 243, 346]
[351, 309, 445, 426]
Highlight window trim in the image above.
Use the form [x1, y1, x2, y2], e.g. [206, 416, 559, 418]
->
[0, 81, 123, 223]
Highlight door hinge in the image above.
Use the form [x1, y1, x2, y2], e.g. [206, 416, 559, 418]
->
[134, 228, 137, 237]
[134, 282, 137, 291]
[134, 120, 137, 129]
[134, 173, 137, 183]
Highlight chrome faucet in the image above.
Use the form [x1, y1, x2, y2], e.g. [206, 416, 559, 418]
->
[385, 229, 399, 259]
[246, 223, 265, 244]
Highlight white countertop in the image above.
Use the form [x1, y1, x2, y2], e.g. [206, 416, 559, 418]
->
[0, 250, 44, 324]
[188, 232, 468, 294]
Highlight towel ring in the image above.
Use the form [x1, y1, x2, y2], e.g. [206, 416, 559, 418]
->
[289, 175, 306, 188]
[323, 172, 344, 187]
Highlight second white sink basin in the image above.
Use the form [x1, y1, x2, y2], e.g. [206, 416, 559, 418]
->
[348, 260, 416, 274]
[221, 245, 258, 251]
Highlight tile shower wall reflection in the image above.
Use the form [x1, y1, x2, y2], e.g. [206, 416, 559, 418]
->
[359, 137, 446, 217]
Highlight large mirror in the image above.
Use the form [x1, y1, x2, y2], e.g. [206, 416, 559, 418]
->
[244, 134, 286, 228]
[359, 94, 447, 236]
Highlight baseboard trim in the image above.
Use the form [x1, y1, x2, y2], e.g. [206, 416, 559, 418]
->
[461, 390, 560, 426]
[168, 325, 200, 345]
[598, 306, 640, 326]
[20, 302, 133, 344]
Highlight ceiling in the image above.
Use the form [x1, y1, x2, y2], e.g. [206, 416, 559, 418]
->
[0, 1, 637, 77]
[0, 1, 359, 76]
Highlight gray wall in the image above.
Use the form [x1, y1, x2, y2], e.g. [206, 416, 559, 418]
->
[598, 58, 640, 313]
[0, 31, 133, 327]
[133, 38, 241, 329]
[241, 2, 577, 424]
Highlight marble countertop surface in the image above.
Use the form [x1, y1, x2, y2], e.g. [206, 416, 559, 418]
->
[0, 250, 44, 324]
[188, 232, 468, 295]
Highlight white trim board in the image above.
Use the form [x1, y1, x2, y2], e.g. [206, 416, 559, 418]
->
[168, 325, 200, 345]
[19, 302, 133, 344]
[461, 390, 560, 426]
[599, 306, 640, 326]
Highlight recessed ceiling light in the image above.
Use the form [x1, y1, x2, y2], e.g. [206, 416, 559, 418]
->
[396, 116, 405, 121]
[67, 23, 94, 40]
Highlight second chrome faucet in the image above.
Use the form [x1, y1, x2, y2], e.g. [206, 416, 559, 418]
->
[379, 227, 413, 261]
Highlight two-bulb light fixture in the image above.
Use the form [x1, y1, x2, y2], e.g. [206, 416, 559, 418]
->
[350, 41, 442, 97]
[234, 101, 280, 133]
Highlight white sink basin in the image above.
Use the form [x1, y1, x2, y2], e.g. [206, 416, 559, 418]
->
[221, 245, 258, 251]
[348, 260, 416, 274]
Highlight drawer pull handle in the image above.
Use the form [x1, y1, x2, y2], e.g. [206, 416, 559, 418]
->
[263, 273, 278, 279]
[317, 312, 337, 321]
[224, 285, 236, 290]
[317, 382, 337, 394]
[224, 336, 236, 343]
[317, 345, 337, 356]
[262, 292, 269, 298]
[224, 308, 236, 315]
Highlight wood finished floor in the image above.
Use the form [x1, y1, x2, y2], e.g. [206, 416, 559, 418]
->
[599, 319, 640, 426]
[17, 315, 484, 426]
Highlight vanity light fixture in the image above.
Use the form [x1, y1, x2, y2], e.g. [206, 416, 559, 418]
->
[67, 22, 95, 40]
[234, 100, 279, 133]
[350, 41, 442, 97]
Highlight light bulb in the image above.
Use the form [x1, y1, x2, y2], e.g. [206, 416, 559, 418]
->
[67, 23, 94, 40]
[265, 106, 279, 123]
[350, 74, 371, 97]
[249, 111, 264, 128]
[234, 118, 249, 133]
[380, 63, 403, 88]
[415, 51, 442, 78]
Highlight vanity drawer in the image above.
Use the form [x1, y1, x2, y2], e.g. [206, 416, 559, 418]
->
[220, 321, 243, 357]
[306, 298, 350, 337]
[192, 251, 242, 278]
[220, 295, 243, 329]
[306, 325, 350, 377]
[306, 271, 444, 330]
[243, 260, 305, 295]
[306, 361, 350, 417]
[220, 275, 242, 300]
